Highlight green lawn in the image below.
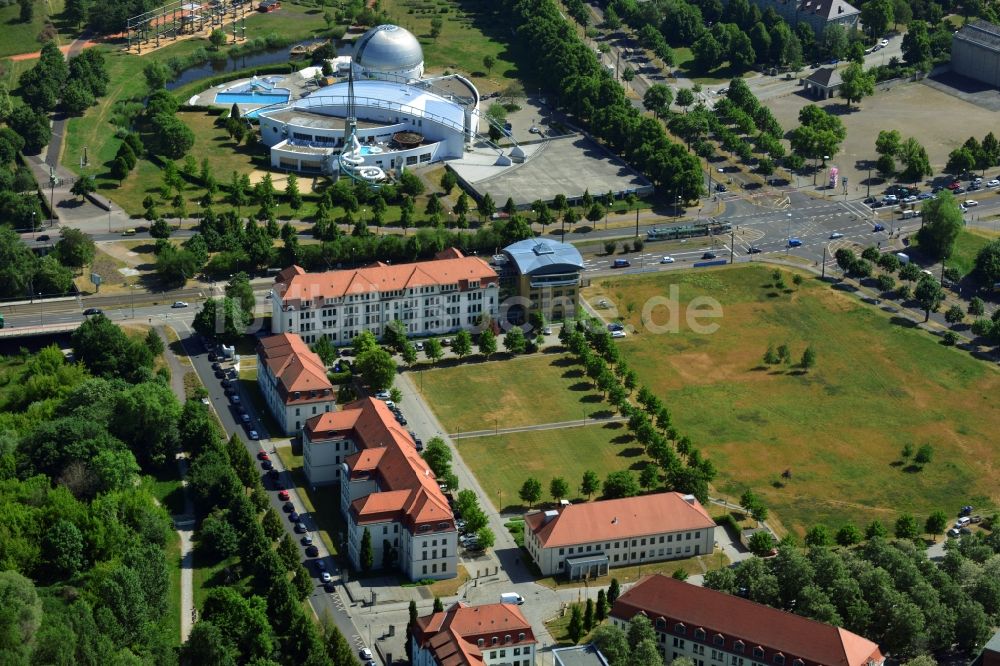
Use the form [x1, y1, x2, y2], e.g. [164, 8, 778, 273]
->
[380, 0, 523, 91]
[456, 424, 642, 513]
[946, 228, 996, 277]
[418, 354, 614, 434]
[586, 265, 1000, 536]
[0, 0, 73, 59]
[164, 528, 182, 644]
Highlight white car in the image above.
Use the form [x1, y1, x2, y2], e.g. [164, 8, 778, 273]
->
[321, 572, 332, 583]
[231, 395, 240, 404]
[171, 301, 188, 308]
[987, 179, 1000, 187]
[375, 389, 391, 400]
[414, 342, 424, 351]
[879, 38, 889, 47]
[611, 330, 627, 338]
[359, 648, 374, 661]
[660, 256, 676, 263]
[248, 430, 259, 440]
[964, 200, 979, 207]
[829, 232, 845, 239]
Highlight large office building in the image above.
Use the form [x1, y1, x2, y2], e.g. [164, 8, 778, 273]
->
[410, 601, 537, 666]
[302, 398, 456, 580]
[523, 492, 716, 578]
[270, 250, 499, 345]
[952, 20, 1000, 89]
[610, 575, 884, 666]
[258, 24, 482, 175]
[497, 238, 584, 325]
[256, 332, 335, 435]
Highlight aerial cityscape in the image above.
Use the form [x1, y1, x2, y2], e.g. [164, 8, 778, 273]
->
[3, 0, 1000, 664]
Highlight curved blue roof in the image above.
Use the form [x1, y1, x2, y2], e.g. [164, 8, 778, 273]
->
[502, 239, 584, 276]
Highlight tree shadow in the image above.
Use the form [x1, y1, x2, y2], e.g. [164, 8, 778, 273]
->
[579, 394, 603, 403]
[568, 381, 591, 392]
[549, 356, 576, 367]
[588, 409, 615, 419]
[618, 447, 644, 458]
[610, 433, 635, 445]
[562, 368, 583, 379]
[902, 464, 923, 473]
[603, 421, 624, 430]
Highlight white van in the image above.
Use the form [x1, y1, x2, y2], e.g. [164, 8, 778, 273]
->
[956, 517, 972, 528]
[500, 592, 525, 605]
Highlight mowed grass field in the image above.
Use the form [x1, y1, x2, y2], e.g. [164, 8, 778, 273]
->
[586, 265, 1000, 535]
[456, 424, 640, 513]
[417, 354, 615, 433]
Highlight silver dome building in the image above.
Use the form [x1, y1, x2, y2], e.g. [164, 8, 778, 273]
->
[353, 24, 425, 81]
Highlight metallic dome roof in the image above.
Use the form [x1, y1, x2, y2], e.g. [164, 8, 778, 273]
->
[354, 24, 424, 73]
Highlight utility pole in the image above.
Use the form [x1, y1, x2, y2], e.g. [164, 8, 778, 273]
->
[866, 163, 872, 199]
[49, 164, 56, 228]
[822, 246, 827, 279]
[634, 206, 639, 238]
[729, 228, 735, 264]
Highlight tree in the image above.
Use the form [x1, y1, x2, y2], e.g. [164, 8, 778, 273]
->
[914, 443, 933, 464]
[19, 0, 33, 23]
[592, 624, 629, 666]
[360, 527, 373, 571]
[902, 20, 932, 67]
[946, 147, 977, 176]
[433, 597, 444, 613]
[969, 296, 986, 317]
[478, 329, 497, 360]
[478, 192, 496, 221]
[894, 514, 920, 540]
[285, 173, 302, 210]
[865, 519, 888, 539]
[581, 470, 600, 499]
[603, 470, 639, 499]
[151, 114, 195, 159]
[483, 54, 496, 74]
[476, 526, 495, 550]
[634, 639, 665, 666]
[56, 227, 96, 268]
[839, 62, 875, 107]
[945, 305, 965, 325]
[424, 337, 444, 364]
[835, 523, 861, 546]
[804, 524, 830, 548]
[643, 84, 674, 119]
[974, 240, 1000, 284]
[676, 87, 695, 111]
[451, 330, 472, 360]
[596, 588, 608, 621]
[639, 463, 659, 490]
[861, 0, 894, 39]
[519, 477, 542, 508]
[357, 347, 396, 390]
[550, 477, 569, 501]
[914, 277, 944, 322]
[925, 510, 948, 538]
[748, 530, 777, 556]
[209, 28, 227, 49]
[312, 336, 337, 367]
[608, 578, 622, 606]
[42, 519, 85, 580]
[567, 604, 584, 643]
[898, 137, 933, 182]
[504, 326, 527, 355]
[800, 346, 816, 369]
[917, 192, 963, 261]
[193, 298, 247, 346]
[8, 106, 51, 155]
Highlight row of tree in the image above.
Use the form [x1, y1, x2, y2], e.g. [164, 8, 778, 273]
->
[504, 0, 704, 200]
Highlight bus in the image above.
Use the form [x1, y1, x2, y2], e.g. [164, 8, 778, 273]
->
[647, 221, 732, 241]
[0, 313, 4, 329]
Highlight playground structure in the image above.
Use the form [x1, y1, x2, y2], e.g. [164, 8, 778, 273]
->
[125, 0, 249, 54]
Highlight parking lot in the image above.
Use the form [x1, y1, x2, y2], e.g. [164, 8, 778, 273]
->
[765, 79, 1000, 198]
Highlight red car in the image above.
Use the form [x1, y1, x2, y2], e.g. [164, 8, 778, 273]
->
[257, 450, 269, 461]
[947, 181, 961, 190]
[278, 490, 290, 501]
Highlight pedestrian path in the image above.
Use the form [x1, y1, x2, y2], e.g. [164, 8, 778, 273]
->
[451, 415, 626, 439]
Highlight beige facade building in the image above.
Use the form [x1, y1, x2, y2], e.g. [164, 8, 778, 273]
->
[523, 492, 716, 579]
[611, 575, 884, 666]
[256, 333, 335, 435]
[952, 20, 1000, 89]
[410, 602, 537, 666]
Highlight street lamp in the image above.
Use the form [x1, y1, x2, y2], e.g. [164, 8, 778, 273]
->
[674, 195, 681, 217]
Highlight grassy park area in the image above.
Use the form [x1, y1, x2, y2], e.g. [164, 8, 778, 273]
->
[417, 354, 615, 433]
[0, 0, 71, 59]
[585, 265, 1000, 535]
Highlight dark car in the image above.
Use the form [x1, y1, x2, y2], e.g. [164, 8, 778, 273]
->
[261, 460, 273, 470]
[323, 581, 337, 592]
[870, 201, 884, 209]
[37, 234, 49, 241]
[960, 505, 974, 516]
[954, 186, 966, 194]
[83, 308, 103, 316]
[873, 224, 886, 232]
[715, 183, 727, 192]
[701, 252, 717, 259]
[267, 469, 279, 481]
[863, 197, 876, 205]
[747, 246, 762, 254]
[289, 512, 300, 523]
[612, 259, 631, 268]
[396, 415, 408, 426]
[304, 545, 319, 557]
[282, 501, 294, 512]
[294, 522, 308, 533]
[211, 362, 221, 371]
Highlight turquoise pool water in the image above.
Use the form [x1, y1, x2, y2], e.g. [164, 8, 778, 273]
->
[216, 91, 289, 105]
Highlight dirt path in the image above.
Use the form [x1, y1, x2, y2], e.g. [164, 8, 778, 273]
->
[8, 38, 99, 61]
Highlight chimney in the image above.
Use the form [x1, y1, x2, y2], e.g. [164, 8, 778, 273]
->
[682, 494, 697, 505]
[612, 517, 618, 524]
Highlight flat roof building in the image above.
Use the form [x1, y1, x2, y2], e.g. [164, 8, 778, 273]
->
[410, 601, 537, 666]
[523, 492, 716, 578]
[270, 251, 499, 345]
[952, 20, 1000, 89]
[499, 239, 583, 325]
[553, 644, 610, 666]
[256, 332, 335, 435]
[611, 575, 884, 666]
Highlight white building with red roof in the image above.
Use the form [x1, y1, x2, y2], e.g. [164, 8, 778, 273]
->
[410, 601, 537, 666]
[523, 492, 716, 578]
[610, 575, 884, 666]
[256, 332, 335, 435]
[269, 250, 499, 346]
[303, 397, 456, 580]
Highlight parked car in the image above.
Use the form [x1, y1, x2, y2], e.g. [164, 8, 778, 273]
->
[282, 501, 294, 512]
[879, 38, 889, 47]
[261, 460, 272, 470]
[240, 414, 250, 424]
[715, 183, 727, 192]
[608, 322, 624, 332]
[917, 192, 933, 199]
[611, 330, 626, 338]
[947, 181, 961, 190]
[414, 342, 424, 351]
[289, 512, 300, 523]
[954, 186, 966, 194]
[231, 395, 241, 404]
[301, 534, 313, 545]
[257, 450, 269, 460]
[960, 505, 974, 516]
[321, 572, 332, 583]
[988, 179, 1000, 187]
[294, 522, 308, 533]
[278, 490, 290, 501]
[375, 389, 391, 399]
[305, 545, 319, 557]
[360, 649, 374, 662]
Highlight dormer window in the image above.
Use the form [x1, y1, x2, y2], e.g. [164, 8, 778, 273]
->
[733, 641, 745, 654]
[694, 628, 706, 641]
[774, 654, 785, 666]
[655, 618, 667, 630]
[518, 633, 525, 641]
[492, 637, 498, 646]
[713, 635, 725, 647]
[505, 635, 511, 643]
[753, 647, 765, 660]
[477, 639, 484, 648]
[674, 623, 686, 635]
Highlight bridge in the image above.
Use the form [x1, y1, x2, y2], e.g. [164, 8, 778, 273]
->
[0, 321, 80, 338]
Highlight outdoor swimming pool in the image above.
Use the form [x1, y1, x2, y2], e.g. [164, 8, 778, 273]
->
[216, 91, 290, 105]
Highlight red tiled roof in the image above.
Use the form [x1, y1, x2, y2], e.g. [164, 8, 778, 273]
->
[414, 602, 536, 666]
[256, 333, 333, 404]
[273, 255, 498, 306]
[525, 492, 715, 548]
[308, 398, 453, 530]
[611, 575, 883, 666]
